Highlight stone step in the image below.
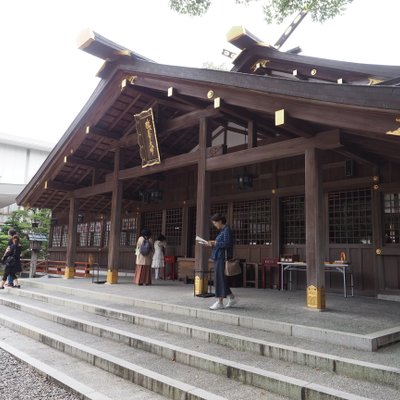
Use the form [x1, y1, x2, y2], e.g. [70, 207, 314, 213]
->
[1, 292, 398, 399]
[18, 279, 400, 351]
[5, 285, 400, 392]
[0, 304, 287, 400]
[0, 324, 165, 400]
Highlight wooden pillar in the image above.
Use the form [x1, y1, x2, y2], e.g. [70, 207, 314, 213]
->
[64, 197, 78, 279]
[305, 148, 326, 309]
[372, 171, 384, 295]
[194, 117, 211, 294]
[181, 204, 189, 258]
[107, 148, 122, 284]
[247, 120, 257, 148]
[271, 161, 280, 259]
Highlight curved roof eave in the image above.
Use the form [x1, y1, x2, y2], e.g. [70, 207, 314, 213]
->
[17, 57, 400, 207]
[120, 59, 400, 110]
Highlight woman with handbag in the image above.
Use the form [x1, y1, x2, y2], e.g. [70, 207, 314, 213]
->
[207, 213, 238, 310]
[134, 228, 154, 286]
[0, 235, 22, 289]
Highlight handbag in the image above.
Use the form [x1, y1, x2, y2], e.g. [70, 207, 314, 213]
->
[224, 250, 241, 276]
[5, 256, 16, 268]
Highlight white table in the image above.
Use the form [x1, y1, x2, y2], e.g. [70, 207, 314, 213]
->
[278, 261, 354, 297]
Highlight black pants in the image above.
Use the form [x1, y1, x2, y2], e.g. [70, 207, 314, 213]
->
[2, 266, 17, 282]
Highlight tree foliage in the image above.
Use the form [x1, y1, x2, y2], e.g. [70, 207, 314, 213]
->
[168, 0, 354, 24]
[1, 208, 51, 259]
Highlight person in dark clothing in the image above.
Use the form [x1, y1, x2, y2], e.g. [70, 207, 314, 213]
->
[0, 235, 22, 289]
[1, 228, 17, 286]
[5, 229, 16, 286]
[207, 213, 237, 310]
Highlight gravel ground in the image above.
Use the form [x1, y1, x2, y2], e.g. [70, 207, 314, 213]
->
[0, 349, 81, 400]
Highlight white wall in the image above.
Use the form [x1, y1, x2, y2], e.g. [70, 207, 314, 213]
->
[0, 132, 52, 211]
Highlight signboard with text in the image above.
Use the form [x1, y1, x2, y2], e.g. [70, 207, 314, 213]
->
[134, 108, 161, 168]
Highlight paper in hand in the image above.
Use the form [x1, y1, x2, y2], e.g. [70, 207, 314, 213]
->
[195, 235, 208, 245]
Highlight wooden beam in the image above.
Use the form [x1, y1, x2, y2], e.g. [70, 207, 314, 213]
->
[109, 93, 142, 130]
[343, 130, 400, 144]
[247, 120, 257, 148]
[77, 29, 152, 62]
[161, 107, 220, 134]
[292, 69, 308, 80]
[66, 155, 113, 171]
[335, 145, 382, 166]
[118, 151, 199, 181]
[275, 109, 313, 138]
[73, 181, 113, 198]
[155, 98, 196, 112]
[122, 80, 170, 103]
[343, 134, 400, 162]
[85, 126, 120, 141]
[167, 87, 207, 109]
[45, 180, 80, 191]
[214, 99, 283, 138]
[131, 74, 399, 134]
[206, 129, 341, 171]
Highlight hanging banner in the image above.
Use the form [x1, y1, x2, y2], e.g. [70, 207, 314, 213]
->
[134, 108, 161, 168]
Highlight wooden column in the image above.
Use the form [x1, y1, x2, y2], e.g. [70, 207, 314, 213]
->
[107, 148, 122, 284]
[64, 197, 78, 279]
[305, 148, 326, 309]
[271, 161, 280, 259]
[247, 120, 257, 148]
[181, 204, 189, 257]
[194, 117, 211, 294]
[372, 171, 384, 295]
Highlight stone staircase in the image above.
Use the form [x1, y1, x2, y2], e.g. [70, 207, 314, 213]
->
[0, 280, 399, 400]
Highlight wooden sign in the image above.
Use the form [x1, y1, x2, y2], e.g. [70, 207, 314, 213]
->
[134, 108, 161, 168]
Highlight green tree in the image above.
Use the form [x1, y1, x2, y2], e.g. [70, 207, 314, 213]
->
[168, 0, 354, 23]
[1, 208, 51, 259]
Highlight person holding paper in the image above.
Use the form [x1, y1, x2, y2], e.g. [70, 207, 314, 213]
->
[207, 213, 237, 310]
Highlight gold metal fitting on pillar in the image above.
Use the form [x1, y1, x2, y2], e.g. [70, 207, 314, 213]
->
[63, 267, 75, 279]
[106, 269, 118, 284]
[375, 248, 382, 255]
[307, 285, 326, 310]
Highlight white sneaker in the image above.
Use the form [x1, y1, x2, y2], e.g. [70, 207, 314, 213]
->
[209, 301, 224, 310]
[225, 297, 237, 308]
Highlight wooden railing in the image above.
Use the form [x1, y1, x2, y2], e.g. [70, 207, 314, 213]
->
[19, 259, 97, 278]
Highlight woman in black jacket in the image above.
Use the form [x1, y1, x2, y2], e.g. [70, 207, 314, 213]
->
[0, 235, 22, 289]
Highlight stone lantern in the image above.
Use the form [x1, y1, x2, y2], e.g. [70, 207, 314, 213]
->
[27, 232, 47, 278]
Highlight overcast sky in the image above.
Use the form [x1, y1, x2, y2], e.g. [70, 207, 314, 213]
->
[1, 0, 399, 146]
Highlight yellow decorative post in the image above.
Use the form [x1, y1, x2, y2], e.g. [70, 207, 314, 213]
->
[307, 285, 326, 309]
[194, 273, 208, 296]
[106, 269, 118, 284]
[64, 266, 75, 279]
